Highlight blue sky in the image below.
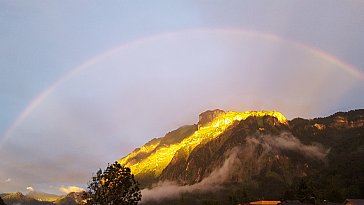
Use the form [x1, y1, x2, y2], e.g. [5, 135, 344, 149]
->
[0, 0, 363, 194]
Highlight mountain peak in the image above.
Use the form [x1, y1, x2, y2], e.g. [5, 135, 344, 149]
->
[118, 109, 364, 203]
[198, 109, 287, 128]
[119, 110, 287, 183]
[198, 109, 226, 128]
[198, 110, 287, 130]
[14, 192, 24, 197]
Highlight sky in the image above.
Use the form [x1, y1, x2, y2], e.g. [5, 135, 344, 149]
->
[0, 0, 364, 195]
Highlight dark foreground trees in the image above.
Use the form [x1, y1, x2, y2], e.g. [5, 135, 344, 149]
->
[83, 161, 141, 205]
[0, 196, 6, 205]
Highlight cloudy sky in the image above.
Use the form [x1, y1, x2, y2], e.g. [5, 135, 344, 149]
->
[0, 0, 363, 194]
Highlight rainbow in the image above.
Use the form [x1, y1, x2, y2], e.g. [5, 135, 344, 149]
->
[1, 28, 363, 146]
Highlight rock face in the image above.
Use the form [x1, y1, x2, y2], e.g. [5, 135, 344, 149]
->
[118, 124, 198, 185]
[119, 110, 287, 184]
[198, 109, 225, 128]
[119, 109, 364, 203]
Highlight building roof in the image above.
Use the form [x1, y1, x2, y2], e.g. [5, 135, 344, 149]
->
[344, 199, 364, 205]
[279, 200, 312, 205]
[250, 201, 281, 205]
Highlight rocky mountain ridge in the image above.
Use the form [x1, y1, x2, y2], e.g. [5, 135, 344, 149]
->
[0, 191, 82, 205]
[119, 109, 364, 204]
[118, 110, 287, 184]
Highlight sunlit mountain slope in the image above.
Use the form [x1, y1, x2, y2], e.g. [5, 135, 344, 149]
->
[119, 110, 286, 179]
[118, 109, 364, 203]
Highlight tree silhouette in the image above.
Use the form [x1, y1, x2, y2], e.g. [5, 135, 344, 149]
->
[84, 161, 141, 205]
[0, 196, 6, 205]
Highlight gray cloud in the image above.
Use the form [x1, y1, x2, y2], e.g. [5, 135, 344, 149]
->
[245, 132, 329, 160]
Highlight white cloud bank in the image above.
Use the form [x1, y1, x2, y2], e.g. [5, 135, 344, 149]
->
[59, 186, 84, 194]
[246, 132, 329, 160]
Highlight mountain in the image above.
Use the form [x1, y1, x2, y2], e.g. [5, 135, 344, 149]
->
[0, 192, 82, 205]
[1, 192, 53, 205]
[26, 191, 60, 202]
[53, 192, 85, 205]
[119, 109, 364, 204]
[119, 110, 287, 183]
